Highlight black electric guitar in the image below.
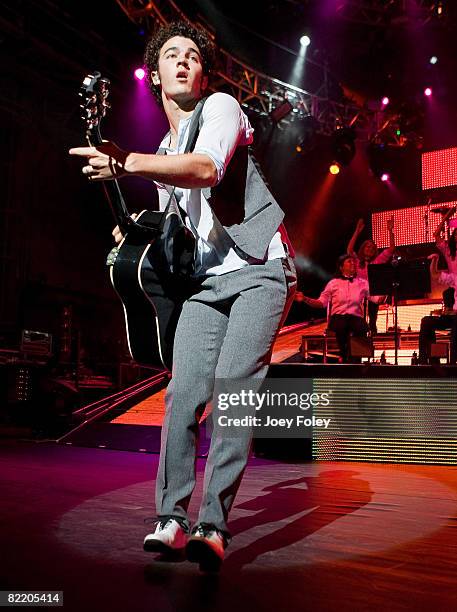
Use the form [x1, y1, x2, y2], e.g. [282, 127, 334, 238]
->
[79, 72, 196, 370]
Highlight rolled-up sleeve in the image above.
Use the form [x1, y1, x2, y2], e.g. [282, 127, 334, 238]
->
[439, 271, 457, 289]
[193, 92, 253, 184]
[373, 247, 394, 264]
[318, 280, 334, 308]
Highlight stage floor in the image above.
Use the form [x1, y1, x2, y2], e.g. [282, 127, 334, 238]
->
[1, 441, 456, 612]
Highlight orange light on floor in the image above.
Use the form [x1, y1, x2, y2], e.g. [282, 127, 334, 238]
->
[329, 163, 340, 175]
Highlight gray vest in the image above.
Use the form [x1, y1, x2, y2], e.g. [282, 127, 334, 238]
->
[157, 97, 292, 261]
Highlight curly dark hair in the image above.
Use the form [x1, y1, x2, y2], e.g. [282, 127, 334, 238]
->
[143, 21, 216, 103]
[335, 254, 356, 278]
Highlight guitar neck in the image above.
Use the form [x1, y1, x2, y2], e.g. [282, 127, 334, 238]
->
[89, 125, 132, 234]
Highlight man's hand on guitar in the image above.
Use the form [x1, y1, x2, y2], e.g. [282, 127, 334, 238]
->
[69, 141, 129, 181]
[112, 213, 138, 244]
[111, 213, 138, 244]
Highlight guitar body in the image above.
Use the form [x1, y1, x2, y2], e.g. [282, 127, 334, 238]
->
[108, 210, 195, 370]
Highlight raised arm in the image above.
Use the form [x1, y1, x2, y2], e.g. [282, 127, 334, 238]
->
[387, 215, 395, 249]
[428, 253, 440, 280]
[434, 208, 454, 242]
[347, 218, 365, 255]
[69, 92, 249, 190]
[69, 142, 218, 188]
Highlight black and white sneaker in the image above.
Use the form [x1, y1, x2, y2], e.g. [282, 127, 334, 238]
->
[186, 523, 227, 572]
[143, 518, 188, 554]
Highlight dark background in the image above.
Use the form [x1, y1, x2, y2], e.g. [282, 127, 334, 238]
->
[1, 0, 457, 366]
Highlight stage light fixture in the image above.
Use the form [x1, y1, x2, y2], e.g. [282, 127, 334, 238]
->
[134, 67, 146, 81]
[295, 114, 319, 154]
[331, 127, 356, 166]
[382, 97, 390, 106]
[430, 56, 438, 65]
[424, 87, 432, 97]
[329, 164, 340, 175]
[270, 99, 293, 123]
[300, 35, 311, 47]
[367, 141, 391, 179]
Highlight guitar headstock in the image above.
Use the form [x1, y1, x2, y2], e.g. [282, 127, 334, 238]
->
[79, 71, 110, 144]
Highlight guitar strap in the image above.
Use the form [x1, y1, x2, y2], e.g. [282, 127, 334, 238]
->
[129, 97, 207, 236]
[158, 96, 208, 232]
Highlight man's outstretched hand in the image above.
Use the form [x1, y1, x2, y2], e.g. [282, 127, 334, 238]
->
[69, 141, 129, 181]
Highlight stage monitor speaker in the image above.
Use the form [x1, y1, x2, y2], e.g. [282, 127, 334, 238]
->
[430, 342, 448, 359]
[350, 336, 374, 358]
[20, 330, 52, 357]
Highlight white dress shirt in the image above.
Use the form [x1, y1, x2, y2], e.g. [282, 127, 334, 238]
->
[439, 270, 457, 311]
[318, 277, 377, 318]
[154, 92, 285, 277]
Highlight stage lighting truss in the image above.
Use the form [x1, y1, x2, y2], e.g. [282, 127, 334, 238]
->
[114, 0, 386, 140]
[334, 0, 451, 28]
[370, 104, 425, 150]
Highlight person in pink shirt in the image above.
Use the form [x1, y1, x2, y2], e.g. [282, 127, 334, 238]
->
[347, 216, 395, 334]
[434, 208, 457, 311]
[418, 254, 457, 364]
[434, 207, 457, 273]
[296, 254, 381, 362]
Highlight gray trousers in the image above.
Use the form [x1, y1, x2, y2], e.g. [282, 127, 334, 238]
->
[155, 255, 297, 538]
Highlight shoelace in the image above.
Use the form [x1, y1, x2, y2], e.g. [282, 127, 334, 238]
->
[192, 522, 220, 538]
[144, 516, 189, 533]
[192, 523, 230, 549]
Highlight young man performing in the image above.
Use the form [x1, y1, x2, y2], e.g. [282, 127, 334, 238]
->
[70, 22, 296, 571]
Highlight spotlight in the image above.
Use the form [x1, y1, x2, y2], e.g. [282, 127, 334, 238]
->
[329, 164, 340, 175]
[300, 35, 311, 47]
[331, 127, 356, 166]
[382, 97, 390, 106]
[295, 115, 319, 154]
[134, 67, 146, 81]
[429, 56, 438, 65]
[270, 99, 293, 123]
[367, 141, 391, 179]
[424, 87, 432, 97]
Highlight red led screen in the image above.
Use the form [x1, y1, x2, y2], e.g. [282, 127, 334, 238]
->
[422, 147, 457, 190]
[372, 202, 457, 247]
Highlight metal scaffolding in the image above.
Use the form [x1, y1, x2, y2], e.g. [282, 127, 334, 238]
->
[114, 0, 387, 140]
[335, 0, 447, 28]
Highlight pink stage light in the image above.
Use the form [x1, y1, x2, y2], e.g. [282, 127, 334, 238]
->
[381, 173, 390, 182]
[424, 87, 432, 97]
[134, 67, 146, 81]
[381, 97, 390, 106]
